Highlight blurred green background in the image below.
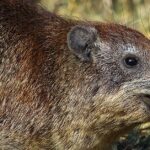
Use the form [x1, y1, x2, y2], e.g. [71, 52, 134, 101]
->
[40, 0, 150, 149]
[40, 0, 150, 37]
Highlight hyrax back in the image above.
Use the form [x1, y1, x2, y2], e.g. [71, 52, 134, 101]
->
[1, 0, 150, 150]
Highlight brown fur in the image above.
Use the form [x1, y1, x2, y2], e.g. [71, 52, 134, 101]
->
[1, 0, 150, 150]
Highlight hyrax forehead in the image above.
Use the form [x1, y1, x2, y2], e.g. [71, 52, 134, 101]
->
[98, 23, 149, 50]
[97, 23, 150, 66]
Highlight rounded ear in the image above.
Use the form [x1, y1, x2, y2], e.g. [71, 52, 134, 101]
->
[67, 25, 98, 61]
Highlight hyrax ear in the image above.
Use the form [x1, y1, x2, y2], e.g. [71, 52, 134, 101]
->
[67, 25, 98, 61]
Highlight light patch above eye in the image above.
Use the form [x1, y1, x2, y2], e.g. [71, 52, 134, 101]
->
[123, 44, 137, 53]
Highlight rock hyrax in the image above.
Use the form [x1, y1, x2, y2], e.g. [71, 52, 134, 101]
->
[1, 0, 150, 150]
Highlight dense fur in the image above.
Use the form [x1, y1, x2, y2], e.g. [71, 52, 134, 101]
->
[1, 0, 150, 150]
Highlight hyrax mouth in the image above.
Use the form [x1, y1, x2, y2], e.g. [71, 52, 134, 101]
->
[124, 79, 150, 109]
[134, 89, 150, 108]
[141, 94, 150, 108]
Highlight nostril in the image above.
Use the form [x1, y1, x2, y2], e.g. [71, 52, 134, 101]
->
[144, 94, 150, 99]
[142, 94, 150, 107]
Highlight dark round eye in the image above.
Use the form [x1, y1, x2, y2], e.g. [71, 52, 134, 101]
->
[124, 56, 139, 68]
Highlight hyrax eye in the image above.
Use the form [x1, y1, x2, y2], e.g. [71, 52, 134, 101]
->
[124, 55, 139, 68]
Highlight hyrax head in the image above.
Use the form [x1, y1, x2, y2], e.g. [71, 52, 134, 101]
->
[66, 24, 150, 142]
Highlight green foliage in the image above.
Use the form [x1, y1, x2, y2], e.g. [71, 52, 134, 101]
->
[41, 0, 150, 36]
[114, 129, 150, 149]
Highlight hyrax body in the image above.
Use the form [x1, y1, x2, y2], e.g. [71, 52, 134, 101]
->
[1, 0, 150, 150]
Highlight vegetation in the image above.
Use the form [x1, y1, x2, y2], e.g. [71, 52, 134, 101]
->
[41, 0, 150, 36]
[114, 123, 150, 150]
[40, 0, 150, 149]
